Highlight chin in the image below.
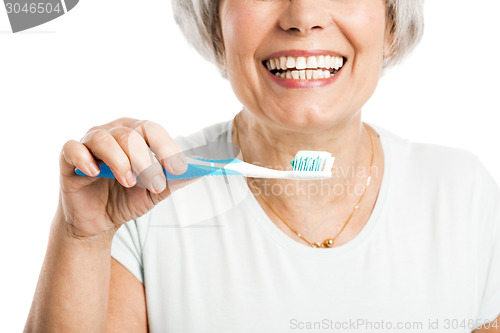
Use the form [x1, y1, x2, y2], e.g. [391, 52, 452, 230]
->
[265, 102, 350, 132]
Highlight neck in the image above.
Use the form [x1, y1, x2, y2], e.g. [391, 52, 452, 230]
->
[233, 109, 382, 246]
[234, 109, 372, 192]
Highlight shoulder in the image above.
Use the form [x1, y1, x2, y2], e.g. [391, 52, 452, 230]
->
[373, 125, 500, 216]
[372, 125, 500, 232]
[374, 124, 491, 186]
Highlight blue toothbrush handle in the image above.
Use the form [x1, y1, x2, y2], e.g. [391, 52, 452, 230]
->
[75, 162, 241, 180]
[75, 164, 116, 178]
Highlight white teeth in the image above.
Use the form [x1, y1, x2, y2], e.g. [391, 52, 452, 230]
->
[274, 69, 334, 80]
[329, 57, 336, 69]
[317, 55, 326, 68]
[267, 55, 344, 71]
[307, 56, 318, 69]
[325, 55, 331, 68]
[280, 57, 287, 70]
[336, 57, 343, 70]
[267, 55, 345, 80]
[295, 57, 307, 70]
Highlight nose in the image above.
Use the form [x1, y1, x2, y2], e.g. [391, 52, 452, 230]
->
[279, 0, 334, 35]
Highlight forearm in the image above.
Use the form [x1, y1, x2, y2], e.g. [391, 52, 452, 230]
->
[24, 206, 115, 333]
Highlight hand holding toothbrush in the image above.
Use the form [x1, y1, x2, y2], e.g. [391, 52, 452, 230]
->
[60, 117, 334, 239]
[59, 117, 192, 239]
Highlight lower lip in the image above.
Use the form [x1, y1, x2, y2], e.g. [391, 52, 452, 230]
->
[265, 66, 343, 89]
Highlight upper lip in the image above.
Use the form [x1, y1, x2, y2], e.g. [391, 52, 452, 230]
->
[263, 49, 346, 61]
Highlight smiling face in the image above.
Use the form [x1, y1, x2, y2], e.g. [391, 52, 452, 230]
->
[219, 0, 392, 132]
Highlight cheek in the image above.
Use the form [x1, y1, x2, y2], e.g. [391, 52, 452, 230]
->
[336, 2, 387, 95]
[219, 2, 273, 107]
[338, 2, 387, 59]
[220, 4, 265, 68]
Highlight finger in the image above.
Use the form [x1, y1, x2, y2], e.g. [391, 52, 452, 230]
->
[87, 118, 188, 176]
[61, 140, 100, 177]
[81, 129, 136, 188]
[108, 126, 166, 194]
[84, 117, 141, 135]
[130, 120, 188, 175]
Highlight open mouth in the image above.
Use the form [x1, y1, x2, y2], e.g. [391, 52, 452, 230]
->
[263, 55, 346, 80]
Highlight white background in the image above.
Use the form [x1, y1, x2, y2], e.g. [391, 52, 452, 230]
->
[1, 0, 499, 331]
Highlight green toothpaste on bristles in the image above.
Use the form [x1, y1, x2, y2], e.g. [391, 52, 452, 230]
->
[290, 151, 334, 172]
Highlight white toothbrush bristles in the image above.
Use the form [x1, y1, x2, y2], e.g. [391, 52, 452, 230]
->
[290, 151, 335, 172]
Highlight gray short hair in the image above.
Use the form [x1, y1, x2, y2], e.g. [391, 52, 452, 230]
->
[172, 0, 424, 76]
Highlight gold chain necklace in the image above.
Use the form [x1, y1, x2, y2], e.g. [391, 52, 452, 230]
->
[233, 115, 375, 248]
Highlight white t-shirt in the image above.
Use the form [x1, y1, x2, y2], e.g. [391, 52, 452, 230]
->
[111, 120, 500, 333]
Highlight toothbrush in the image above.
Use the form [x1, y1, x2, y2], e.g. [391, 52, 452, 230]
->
[75, 150, 335, 181]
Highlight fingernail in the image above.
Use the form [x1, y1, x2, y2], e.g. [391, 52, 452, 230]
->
[152, 175, 166, 193]
[126, 171, 136, 187]
[89, 163, 100, 176]
[169, 155, 187, 173]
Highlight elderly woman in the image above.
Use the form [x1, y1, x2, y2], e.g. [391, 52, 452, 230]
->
[25, 0, 500, 332]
